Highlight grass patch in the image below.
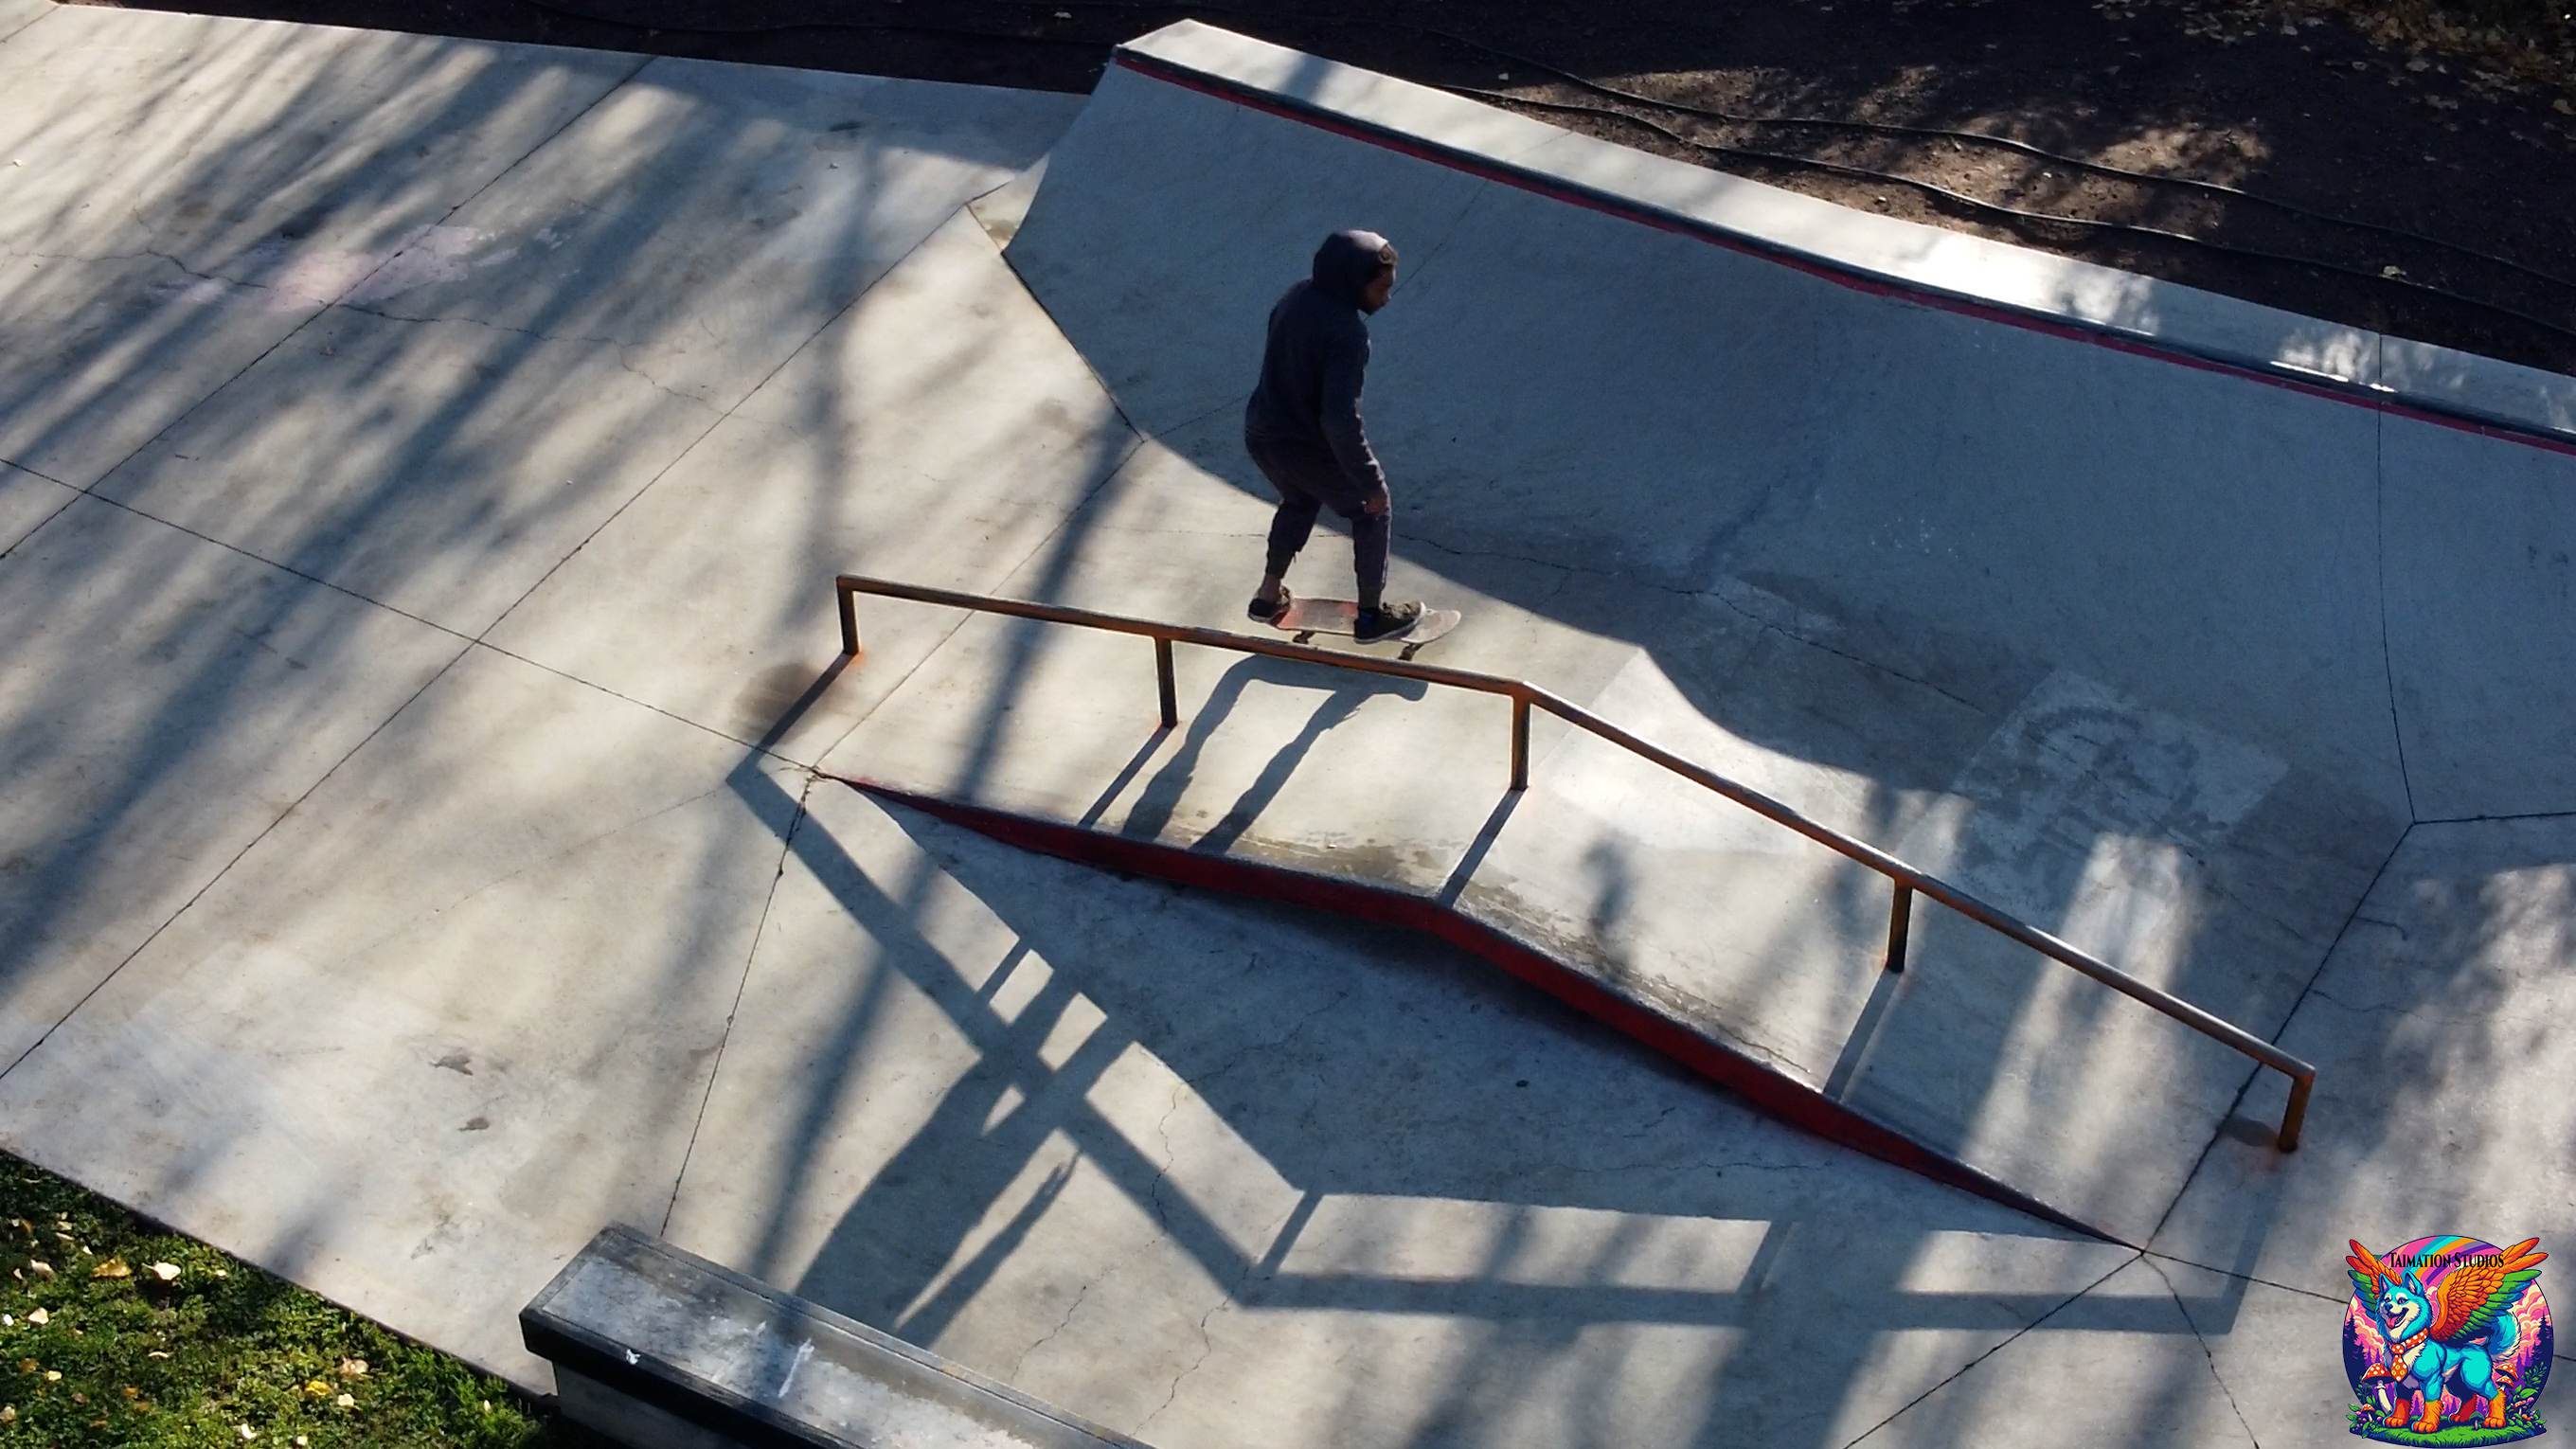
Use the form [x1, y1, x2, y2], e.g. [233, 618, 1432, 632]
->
[2344, 1399, 2549, 1443]
[0, 1153, 589, 1449]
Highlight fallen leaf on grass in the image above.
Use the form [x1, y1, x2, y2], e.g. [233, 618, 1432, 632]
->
[44, 1370, 60, 1382]
[239, 1422, 258, 1440]
[148, 1262, 180, 1282]
[15, 1359, 34, 1372]
[2559, 98, 2574, 115]
[337, 1358, 367, 1378]
[0, 1404, 13, 1422]
[303, 1379, 331, 1399]
[25, 1310, 45, 1326]
[92, 1258, 130, 1279]
[333, 1393, 354, 1409]
[27, 1261, 51, 1279]
[147, 1351, 170, 1359]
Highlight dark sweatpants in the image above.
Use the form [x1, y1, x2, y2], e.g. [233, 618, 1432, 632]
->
[1247, 434, 1388, 607]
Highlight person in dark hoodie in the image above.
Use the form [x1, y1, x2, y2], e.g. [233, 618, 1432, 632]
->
[1243, 229, 1426, 643]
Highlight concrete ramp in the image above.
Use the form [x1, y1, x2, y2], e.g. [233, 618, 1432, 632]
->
[826, 22, 2576, 1245]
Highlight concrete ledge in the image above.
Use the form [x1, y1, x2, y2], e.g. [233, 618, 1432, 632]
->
[522, 1226, 1153, 1449]
[846, 778, 2118, 1245]
[1115, 20, 2576, 448]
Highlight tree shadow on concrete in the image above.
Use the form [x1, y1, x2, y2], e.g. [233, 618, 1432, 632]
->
[746, 781, 2280, 1447]
[0, 3, 1079, 1372]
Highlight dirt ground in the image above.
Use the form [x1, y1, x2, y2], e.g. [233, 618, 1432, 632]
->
[68, 0, 2576, 377]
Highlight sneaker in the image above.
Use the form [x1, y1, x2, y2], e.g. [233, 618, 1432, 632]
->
[1354, 599, 1424, 643]
[1247, 584, 1291, 624]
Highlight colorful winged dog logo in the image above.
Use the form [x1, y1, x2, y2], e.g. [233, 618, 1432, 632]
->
[2344, 1235, 2551, 1443]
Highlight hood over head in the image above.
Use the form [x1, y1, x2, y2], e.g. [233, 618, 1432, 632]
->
[1312, 229, 1397, 306]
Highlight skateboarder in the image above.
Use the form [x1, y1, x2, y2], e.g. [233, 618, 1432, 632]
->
[1243, 229, 1427, 643]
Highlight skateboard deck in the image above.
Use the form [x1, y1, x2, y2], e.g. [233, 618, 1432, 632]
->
[1270, 599, 1462, 657]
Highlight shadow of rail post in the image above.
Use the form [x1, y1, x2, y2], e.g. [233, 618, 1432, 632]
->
[832, 573, 2317, 1153]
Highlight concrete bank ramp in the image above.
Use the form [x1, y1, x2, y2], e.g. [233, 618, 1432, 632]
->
[826, 22, 2576, 1245]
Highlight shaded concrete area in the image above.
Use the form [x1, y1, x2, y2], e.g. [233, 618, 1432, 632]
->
[0, 493, 463, 1069]
[669, 782, 2137, 1448]
[4, 6, 2574, 1448]
[0, 0, 1082, 1390]
[1, 646, 808, 1381]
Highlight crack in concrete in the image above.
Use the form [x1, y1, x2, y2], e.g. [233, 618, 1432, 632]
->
[1193, 979, 1355, 1091]
[1134, 1291, 1224, 1439]
[1003, 1277, 1089, 1386]
[2301, 983, 2414, 1018]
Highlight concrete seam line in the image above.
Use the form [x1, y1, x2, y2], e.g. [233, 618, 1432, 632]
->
[2146, 1254, 2261, 1447]
[0, 636, 478, 1083]
[2136, 815, 2415, 1255]
[2138, 1247, 2353, 1307]
[2373, 387, 2421, 824]
[1834, 1249, 2144, 1447]
[0, 481, 83, 564]
[660, 771, 815, 1240]
[0, 0, 60, 47]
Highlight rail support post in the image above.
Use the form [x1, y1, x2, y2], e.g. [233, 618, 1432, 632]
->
[1884, 883, 1914, 974]
[1154, 637, 1178, 729]
[2278, 1069, 2312, 1153]
[1510, 695, 1530, 792]
[837, 578, 859, 658]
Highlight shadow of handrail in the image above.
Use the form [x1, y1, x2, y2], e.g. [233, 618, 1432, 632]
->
[833, 572, 2317, 1152]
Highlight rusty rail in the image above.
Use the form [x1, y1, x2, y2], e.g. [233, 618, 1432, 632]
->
[835, 573, 2316, 1151]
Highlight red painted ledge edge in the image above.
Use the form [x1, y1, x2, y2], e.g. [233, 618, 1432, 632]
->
[836, 776, 2122, 1246]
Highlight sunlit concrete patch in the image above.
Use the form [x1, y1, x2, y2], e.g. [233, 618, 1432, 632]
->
[486, 205, 1126, 765]
[0, 456, 75, 552]
[667, 784, 2127, 1448]
[0, 495, 462, 1070]
[2153, 814, 2576, 1312]
[0, 7, 640, 487]
[89, 53, 1077, 637]
[0, 644, 805, 1386]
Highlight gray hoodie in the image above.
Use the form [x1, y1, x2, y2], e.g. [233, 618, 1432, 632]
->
[1243, 230, 1396, 498]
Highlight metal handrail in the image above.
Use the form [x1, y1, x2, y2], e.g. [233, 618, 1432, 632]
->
[835, 573, 2316, 1152]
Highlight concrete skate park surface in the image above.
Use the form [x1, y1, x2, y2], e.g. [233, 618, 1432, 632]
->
[0, 3, 2571, 1446]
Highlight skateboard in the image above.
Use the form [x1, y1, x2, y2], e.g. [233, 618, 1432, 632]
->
[1269, 598, 1462, 658]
